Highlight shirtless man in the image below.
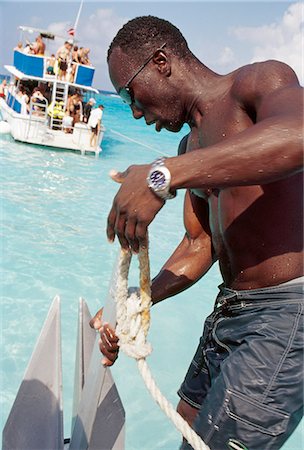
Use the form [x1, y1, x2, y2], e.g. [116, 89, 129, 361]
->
[56, 41, 72, 80]
[91, 16, 303, 450]
[31, 35, 45, 55]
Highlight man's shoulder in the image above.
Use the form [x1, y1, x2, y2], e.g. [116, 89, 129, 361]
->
[231, 60, 299, 103]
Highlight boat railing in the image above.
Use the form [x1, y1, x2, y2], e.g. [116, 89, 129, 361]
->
[29, 96, 49, 120]
[26, 97, 49, 138]
[13, 50, 95, 87]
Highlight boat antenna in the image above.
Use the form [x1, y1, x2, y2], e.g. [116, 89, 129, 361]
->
[73, 0, 84, 39]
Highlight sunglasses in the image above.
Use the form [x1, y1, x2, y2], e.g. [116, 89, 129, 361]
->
[118, 43, 167, 105]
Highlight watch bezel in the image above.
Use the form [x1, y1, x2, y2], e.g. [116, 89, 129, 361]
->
[147, 164, 176, 200]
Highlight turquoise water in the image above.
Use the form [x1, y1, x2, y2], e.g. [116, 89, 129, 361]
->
[1, 94, 302, 449]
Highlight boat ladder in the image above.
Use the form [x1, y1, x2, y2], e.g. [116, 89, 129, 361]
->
[50, 82, 68, 130]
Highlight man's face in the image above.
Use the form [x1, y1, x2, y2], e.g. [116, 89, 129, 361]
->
[108, 46, 185, 133]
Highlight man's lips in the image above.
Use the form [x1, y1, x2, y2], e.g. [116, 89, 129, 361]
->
[155, 121, 162, 132]
[146, 119, 163, 132]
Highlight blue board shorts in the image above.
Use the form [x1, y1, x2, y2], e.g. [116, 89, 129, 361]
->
[178, 278, 304, 450]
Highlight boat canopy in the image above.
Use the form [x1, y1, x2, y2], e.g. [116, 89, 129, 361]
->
[18, 25, 66, 42]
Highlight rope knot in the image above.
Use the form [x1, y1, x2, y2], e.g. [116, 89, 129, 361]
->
[115, 250, 152, 360]
[116, 286, 152, 359]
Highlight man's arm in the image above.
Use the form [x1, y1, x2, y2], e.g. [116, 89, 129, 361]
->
[168, 61, 303, 190]
[152, 190, 215, 304]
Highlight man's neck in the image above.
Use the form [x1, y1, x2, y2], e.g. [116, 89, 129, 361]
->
[178, 61, 228, 128]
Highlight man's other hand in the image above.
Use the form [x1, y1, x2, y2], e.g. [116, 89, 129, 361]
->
[89, 308, 119, 366]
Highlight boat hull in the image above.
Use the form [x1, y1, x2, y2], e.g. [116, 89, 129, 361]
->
[0, 98, 105, 155]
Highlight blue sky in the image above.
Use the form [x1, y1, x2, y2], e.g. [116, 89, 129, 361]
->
[0, 1, 302, 90]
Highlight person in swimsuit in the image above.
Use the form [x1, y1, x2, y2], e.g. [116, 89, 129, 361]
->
[56, 41, 72, 81]
[90, 16, 303, 450]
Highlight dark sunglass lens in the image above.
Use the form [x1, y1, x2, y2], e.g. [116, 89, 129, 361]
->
[119, 87, 132, 105]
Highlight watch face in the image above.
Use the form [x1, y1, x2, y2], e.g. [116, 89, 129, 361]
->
[150, 170, 166, 190]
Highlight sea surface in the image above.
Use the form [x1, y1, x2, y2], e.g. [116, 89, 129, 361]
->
[1, 93, 302, 449]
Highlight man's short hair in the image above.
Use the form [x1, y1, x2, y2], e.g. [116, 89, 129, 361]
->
[107, 15, 191, 63]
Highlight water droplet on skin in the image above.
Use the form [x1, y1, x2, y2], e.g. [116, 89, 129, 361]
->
[222, 133, 226, 137]
[258, 169, 264, 173]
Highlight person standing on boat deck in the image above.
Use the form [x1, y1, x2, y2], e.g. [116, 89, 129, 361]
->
[0, 79, 7, 99]
[88, 104, 104, 148]
[91, 16, 303, 450]
[62, 110, 73, 134]
[13, 42, 23, 52]
[72, 93, 83, 124]
[78, 47, 91, 66]
[46, 54, 56, 75]
[56, 41, 72, 81]
[83, 97, 96, 123]
[31, 35, 45, 56]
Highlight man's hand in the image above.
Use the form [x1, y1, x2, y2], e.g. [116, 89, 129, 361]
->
[89, 308, 119, 366]
[107, 164, 165, 252]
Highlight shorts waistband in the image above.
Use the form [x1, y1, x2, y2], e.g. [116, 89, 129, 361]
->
[215, 277, 304, 309]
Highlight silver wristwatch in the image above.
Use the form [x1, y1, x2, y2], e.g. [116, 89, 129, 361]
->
[147, 157, 177, 200]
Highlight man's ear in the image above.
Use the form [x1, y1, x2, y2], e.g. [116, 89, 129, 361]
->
[153, 50, 171, 76]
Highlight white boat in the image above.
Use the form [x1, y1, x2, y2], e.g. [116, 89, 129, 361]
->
[0, 26, 105, 156]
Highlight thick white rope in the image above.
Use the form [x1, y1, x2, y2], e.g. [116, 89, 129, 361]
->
[114, 247, 210, 450]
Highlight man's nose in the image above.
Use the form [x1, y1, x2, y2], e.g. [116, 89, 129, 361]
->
[131, 105, 144, 120]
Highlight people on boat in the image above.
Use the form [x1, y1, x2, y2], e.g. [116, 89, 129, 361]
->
[17, 85, 30, 115]
[78, 47, 91, 65]
[91, 15, 303, 450]
[31, 35, 46, 55]
[62, 110, 73, 133]
[72, 93, 83, 124]
[66, 92, 83, 125]
[88, 104, 104, 148]
[31, 87, 48, 115]
[72, 45, 80, 63]
[14, 42, 23, 52]
[56, 40, 73, 81]
[83, 97, 96, 123]
[66, 45, 79, 82]
[0, 79, 7, 99]
[23, 41, 33, 54]
[46, 54, 56, 75]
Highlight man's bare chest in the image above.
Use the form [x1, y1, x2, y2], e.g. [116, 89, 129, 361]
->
[187, 100, 253, 199]
[189, 100, 253, 149]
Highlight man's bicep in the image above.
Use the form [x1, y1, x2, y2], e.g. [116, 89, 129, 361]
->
[183, 190, 212, 242]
